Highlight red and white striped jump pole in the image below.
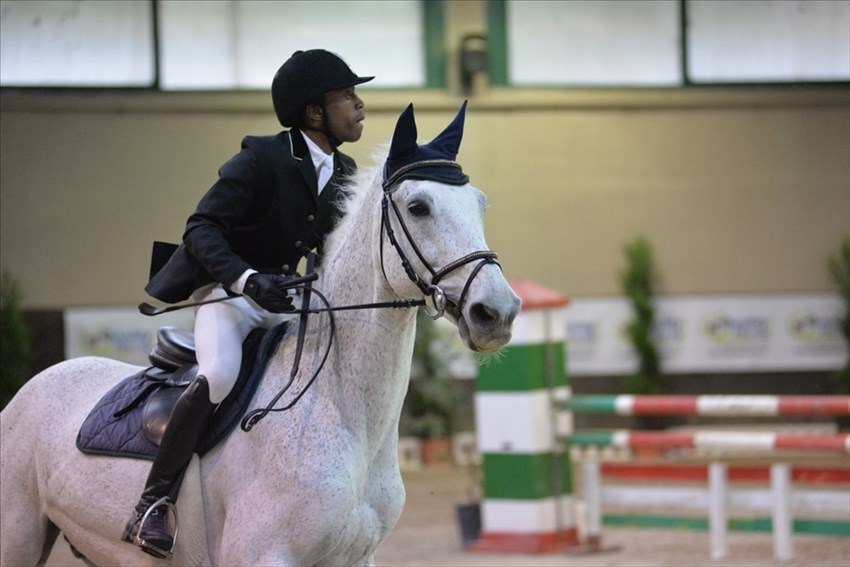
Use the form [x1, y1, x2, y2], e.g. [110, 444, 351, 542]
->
[562, 395, 850, 416]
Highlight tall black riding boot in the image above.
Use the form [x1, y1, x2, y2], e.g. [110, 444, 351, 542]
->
[122, 376, 216, 559]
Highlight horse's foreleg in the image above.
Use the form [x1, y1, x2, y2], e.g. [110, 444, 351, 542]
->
[0, 518, 59, 567]
[0, 480, 58, 567]
[1, 403, 57, 567]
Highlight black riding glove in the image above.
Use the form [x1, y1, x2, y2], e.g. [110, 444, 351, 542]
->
[243, 274, 296, 313]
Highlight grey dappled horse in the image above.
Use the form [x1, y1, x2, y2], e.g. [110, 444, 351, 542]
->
[0, 102, 520, 566]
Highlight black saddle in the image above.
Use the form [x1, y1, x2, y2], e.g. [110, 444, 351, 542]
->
[77, 323, 287, 460]
[148, 326, 197, 374]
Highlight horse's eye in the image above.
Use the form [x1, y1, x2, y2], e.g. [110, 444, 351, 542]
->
[407, 201, 430, 217]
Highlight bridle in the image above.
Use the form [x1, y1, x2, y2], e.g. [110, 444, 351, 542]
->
[241, 160, 502, 430]
[380, 159, 501, 320]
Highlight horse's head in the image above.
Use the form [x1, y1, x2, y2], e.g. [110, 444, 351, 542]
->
[380, 102, 520, 352]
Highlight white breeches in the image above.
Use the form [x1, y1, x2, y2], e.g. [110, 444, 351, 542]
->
[192, 285, 295, 404]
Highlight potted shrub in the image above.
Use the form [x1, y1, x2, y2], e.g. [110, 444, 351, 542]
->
[407, 310, 459, 467]
[620, 237, 669, 435]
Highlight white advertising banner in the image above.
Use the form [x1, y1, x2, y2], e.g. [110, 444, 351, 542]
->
[64, 307, 194, 366]
[566, 294, 847, 376]
[62, 294, 847, 375]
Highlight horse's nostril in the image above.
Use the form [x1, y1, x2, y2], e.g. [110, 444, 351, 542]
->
[470, 302, 498, 326]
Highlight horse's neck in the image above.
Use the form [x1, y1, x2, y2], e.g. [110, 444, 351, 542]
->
[320, 183, 417, 359]
[320, 188, 387, 308]
[308, 185, 417, 433]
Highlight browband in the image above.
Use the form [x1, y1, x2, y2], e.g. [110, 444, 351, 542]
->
[382, 160, 464, 192]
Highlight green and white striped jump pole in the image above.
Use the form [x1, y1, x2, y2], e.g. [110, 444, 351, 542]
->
[565, 429, 850, 453]
[468, 279, 578, 553]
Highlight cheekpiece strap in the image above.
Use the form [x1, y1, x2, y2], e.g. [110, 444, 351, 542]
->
[382, 160, 464, 192]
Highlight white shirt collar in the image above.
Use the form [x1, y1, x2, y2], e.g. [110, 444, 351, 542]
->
[300, 131, 334, 194]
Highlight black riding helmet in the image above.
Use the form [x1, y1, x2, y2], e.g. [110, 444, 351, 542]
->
[272, 49, 374, 128]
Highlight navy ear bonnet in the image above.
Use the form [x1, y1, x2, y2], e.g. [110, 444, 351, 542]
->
[383, 100, 470, 191]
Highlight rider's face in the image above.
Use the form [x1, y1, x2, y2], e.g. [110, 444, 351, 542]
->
[322, 87, 365, 144]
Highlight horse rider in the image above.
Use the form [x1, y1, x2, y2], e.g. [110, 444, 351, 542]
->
[122, 49, 373, 558]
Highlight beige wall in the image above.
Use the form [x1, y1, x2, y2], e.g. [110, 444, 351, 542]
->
[3, 88, 846, 309]
[1, 2, 848, 308]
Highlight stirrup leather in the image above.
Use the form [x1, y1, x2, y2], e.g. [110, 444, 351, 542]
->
[131, 496, 179, 559]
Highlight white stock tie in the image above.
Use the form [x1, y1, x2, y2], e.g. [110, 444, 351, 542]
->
[317, 156, 333, 195]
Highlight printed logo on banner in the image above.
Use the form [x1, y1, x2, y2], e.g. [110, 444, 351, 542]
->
[787, 311, 842, 344]
[701, 312, 770, 345]
[785, 310, 846, 361]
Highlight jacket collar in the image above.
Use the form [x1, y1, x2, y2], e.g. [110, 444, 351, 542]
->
[289, 129, 311, 161]
[289, 130, 320, 201]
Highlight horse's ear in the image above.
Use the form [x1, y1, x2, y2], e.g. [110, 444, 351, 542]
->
[384, 100, 470, 188]
[428, 100, 467, 160]
[388, 103, 418, 162]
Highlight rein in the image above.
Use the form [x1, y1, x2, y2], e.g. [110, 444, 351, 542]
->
[240, 268, 425, 432]
[300, 298, 425, 314]
[241, 282, 332, 432]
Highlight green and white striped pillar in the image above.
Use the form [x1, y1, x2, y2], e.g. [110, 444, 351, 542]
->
[469, 279, 578, 553]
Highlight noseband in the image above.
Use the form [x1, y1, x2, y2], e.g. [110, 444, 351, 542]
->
[380, 162, 501, 319]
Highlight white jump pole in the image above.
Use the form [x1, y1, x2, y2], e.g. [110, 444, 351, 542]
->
[708, 462, 728, 561]
[771, 463, 793, 563]
[582, 460, 602, 549]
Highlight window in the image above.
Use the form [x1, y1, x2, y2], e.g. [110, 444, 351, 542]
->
[0, 0, 154, 87]
[1, 0, 433, 89]
[158, 0, 426, 89]
[687, 0, 850, 83]
[506, 0, 681, 87]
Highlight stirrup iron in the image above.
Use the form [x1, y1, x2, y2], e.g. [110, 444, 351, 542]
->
[132, 496, 179, 559]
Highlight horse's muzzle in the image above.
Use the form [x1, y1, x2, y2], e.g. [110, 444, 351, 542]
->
[455, 292, 520, 353]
